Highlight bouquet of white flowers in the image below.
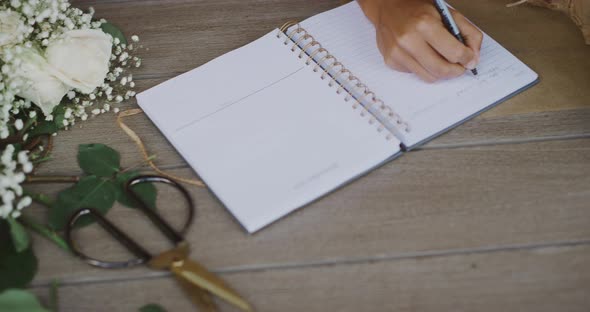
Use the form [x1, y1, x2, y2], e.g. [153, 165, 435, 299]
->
[0, 0, 141, 222]
[0, 1, 147, 308]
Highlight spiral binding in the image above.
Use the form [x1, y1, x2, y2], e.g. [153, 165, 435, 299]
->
[277, 21, 411, 140]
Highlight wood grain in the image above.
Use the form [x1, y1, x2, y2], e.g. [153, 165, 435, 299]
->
[70, 0, 590, 115]
[34, 0, 589, 175]
[33, 104, 590, 175]
[29, 139, 590, 284]
[26, 0, 590, 310]
[31, 244, 590, 312]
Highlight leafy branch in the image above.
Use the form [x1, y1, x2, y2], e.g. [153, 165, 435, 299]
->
[46, 144, 157, 231]
[1, 143, 157, 301]
[19, 216, 70, 252]
[0, 14, 147, 311]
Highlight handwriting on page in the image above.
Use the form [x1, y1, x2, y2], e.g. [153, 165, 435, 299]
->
[406, 36, 531, 120]
[301, 3, 533, 122]
[455, 41, 527, 97]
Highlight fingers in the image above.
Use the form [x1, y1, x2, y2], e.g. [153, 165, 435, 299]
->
[405, 35, 467, 79]
[372, 3, 484, 82]
[388, 48, 438, 83]
[376, 28, 408, 73]
[421, 18, 477, 69]
[377, 28, 437, 82]
[451, 9, 484, 63]
[380, 24, 465, 81]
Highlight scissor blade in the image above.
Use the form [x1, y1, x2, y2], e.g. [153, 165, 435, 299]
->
[175, 274, 218, 312]
[171, 258, 253, 312]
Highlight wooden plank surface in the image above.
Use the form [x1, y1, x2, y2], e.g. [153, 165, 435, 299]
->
[35, 0, 590, 174]
[31, 244, 590, 312]
[34, 106, 590, 174]
[78, 0, 589, 115]
[26, 0, 590, 311]
[29, 139, 590, 284]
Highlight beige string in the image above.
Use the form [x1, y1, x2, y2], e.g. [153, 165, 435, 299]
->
[507, 0, 528, 7]
[117, 108, 206, 187]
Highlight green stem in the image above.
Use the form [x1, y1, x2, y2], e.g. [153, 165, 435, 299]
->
[19, 215, 70, 253]
[25, 175, 80, 184]
[25, 191, 54, 207]
[20, 116, 38, 135]
[50, 279, 60, 312]
[32, 155, 52, 165]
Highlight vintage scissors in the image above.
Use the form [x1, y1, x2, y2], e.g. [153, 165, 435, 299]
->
[65, 175, 253, 312]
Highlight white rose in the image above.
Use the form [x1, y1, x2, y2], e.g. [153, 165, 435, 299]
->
[46, 29, 112, 94]
[0, 10, 27, 47]
[15, 48, 71, 116]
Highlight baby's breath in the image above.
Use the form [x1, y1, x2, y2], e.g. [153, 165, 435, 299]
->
[0, 144, 32, 219]
[0, 0, 143, 218]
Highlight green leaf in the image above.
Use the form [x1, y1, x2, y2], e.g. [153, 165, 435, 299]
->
[100, 22, 128, 45]
[78, 144, 121, 177]
[48, 176, 118, 230]
[7, 218, 30, 253]
[29, 106, 67, 137]
[28, 120, 59, 137]
[0, 221, 38, 292]
[116, 171, 157, 209]
[52, 105, 67, 130]
[0, 289, 50, 312]
[139, 303, 167, 312]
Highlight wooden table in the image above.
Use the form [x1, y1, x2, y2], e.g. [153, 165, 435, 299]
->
[29, 0, 590, 311]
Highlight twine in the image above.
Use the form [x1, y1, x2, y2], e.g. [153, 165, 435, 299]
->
[507, 0, 529, 7]
[117, 108, 206, 187]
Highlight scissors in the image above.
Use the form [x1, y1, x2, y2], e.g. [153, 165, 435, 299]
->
[65, 175, 253, 312]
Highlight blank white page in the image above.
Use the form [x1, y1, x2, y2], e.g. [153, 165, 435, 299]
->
[137, 31, 400, 233]
[300, 2, 538, 147]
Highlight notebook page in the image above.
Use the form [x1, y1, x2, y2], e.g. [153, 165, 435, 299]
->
[300, 2, 538, 147]
[137, 31, 400, 233]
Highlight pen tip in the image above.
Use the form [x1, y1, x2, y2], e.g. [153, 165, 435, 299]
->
[472, 68, 478, 75]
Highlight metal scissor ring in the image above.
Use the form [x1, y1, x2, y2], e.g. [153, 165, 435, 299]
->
[65, 175, 195, 269]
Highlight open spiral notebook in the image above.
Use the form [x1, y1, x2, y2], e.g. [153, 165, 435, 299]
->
[137, 2, 538, 233]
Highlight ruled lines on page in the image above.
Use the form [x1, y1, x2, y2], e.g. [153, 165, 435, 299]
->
[299, 2, 538, 147]
[138, 30, 401, 232]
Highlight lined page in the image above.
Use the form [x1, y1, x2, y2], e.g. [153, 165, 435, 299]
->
[138, 31, 400, 233]
[300, 2, 538, 147]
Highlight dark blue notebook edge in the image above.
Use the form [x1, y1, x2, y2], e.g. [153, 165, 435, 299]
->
[402, 77, 541, 152]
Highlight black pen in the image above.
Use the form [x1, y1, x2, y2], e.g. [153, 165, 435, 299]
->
[433, 0, 478, 75]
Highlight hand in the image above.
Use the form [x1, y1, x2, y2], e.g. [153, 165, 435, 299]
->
[358, 0, 483, 82]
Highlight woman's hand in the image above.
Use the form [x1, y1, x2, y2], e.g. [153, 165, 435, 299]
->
[358, 0, 483, 82]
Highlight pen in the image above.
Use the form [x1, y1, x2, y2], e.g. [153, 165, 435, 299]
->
[432, 0, 478, 75]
